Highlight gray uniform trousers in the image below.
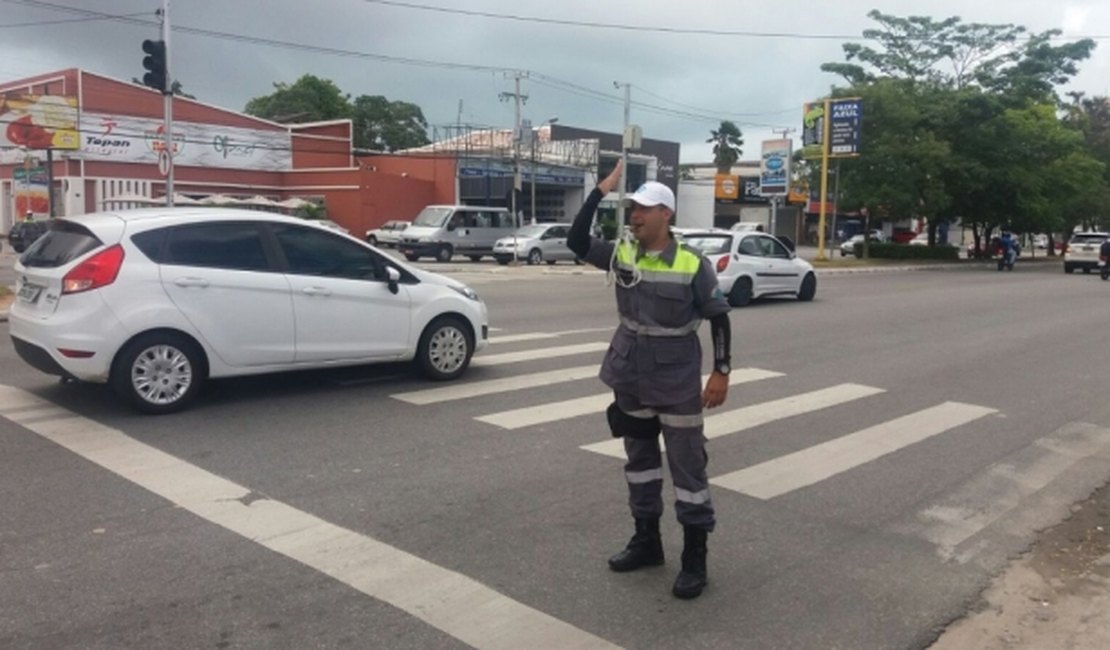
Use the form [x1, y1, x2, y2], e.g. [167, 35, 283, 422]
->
[615, 390, 715, 531]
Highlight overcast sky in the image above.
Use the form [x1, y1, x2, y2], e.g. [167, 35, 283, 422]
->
[1, 0, 1108, 163]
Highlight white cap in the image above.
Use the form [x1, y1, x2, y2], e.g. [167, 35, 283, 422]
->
[623, 181, 675, 212]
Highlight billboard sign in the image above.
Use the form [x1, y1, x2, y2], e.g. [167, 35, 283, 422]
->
[828, 98, 862, 157]
[0, 94, 80, 150]
[802, 99, 863, 158]
[78, 112, 293, 171]
[13, 166, 50, 216]
[760, 139, 792, 196]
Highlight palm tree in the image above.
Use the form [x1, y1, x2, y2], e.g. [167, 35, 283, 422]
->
[707, 121, 744, 174]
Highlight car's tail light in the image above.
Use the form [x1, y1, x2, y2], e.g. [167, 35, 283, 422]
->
[62, 245, 124, 294]
[716, 255, 729, 273]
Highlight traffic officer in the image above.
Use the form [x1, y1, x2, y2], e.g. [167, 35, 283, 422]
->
[567, 160, 732, 600]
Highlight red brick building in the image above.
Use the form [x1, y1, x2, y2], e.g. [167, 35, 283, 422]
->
[0, 68, 455, 236]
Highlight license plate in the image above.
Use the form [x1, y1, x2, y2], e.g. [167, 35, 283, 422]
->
[17, 283, 42, 303]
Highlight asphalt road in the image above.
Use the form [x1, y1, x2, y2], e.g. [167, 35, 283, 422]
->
[3, 259, 1110, 649]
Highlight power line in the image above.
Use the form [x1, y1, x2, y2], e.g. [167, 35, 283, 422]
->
[360, 0, 1110, 41]
[0, 11, 149, 29]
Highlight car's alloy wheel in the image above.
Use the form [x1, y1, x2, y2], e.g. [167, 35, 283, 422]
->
[112, 333, 205, 414]
[797, 273, 817, 301]
[528, 249, 543, 265]
[417, 316, 473, 381]
[436, 245, 453, 263]
[728, 277, 753, 307]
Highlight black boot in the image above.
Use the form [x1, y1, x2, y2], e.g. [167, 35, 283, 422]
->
[608, 518, 664, 572]
[672, 526, 708, 599]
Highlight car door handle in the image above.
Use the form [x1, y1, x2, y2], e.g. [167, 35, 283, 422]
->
[173, 277, 209, 288]
[302, 286, 332, 296]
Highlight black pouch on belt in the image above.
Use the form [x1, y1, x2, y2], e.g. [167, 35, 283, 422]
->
[606, 402, 661, 439]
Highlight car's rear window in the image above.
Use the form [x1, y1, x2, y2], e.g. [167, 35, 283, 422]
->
[681, 235, 732, 255]
[19, 220, 103, 268]
[1070, 234, 1108, 244]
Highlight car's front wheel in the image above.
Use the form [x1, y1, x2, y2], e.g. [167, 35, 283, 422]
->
[367, 235, 378, 246]
[416, 316, 474, 381]
[111, 332, 206, 414]
[797, 273, 817, 301]
[527, 248, 543, 265]
[436, 245, 453, 263]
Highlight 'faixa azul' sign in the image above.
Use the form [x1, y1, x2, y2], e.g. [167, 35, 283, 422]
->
[78, 112, 292, 171]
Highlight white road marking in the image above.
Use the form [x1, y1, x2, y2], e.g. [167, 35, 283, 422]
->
[490, 326, 614, 345]
[0, 386, 619, 650]
[896, 421, 1110, 562]
[580, 383, 884, 459]
[470, 342, 610, 367]
[392, 365, 602, 405]
[711, 401, 996, 499]
[480, 368, 784, 430]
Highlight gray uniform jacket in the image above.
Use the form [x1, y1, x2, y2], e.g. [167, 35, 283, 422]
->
[581, 234, 730, 407]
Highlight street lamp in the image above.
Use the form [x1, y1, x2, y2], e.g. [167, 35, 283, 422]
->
[530, 116, 558, 225]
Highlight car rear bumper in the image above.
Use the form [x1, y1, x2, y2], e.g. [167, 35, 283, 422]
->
[9, 294, 124, 382]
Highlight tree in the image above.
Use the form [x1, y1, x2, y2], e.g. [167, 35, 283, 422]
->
[350, 95, 430, 152]
[244, 74, 351, 123]
[707, 121, 743, 174]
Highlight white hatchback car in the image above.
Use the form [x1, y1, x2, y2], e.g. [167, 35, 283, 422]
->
[9, 208, 489, 414]
[679, 230, 817, 306]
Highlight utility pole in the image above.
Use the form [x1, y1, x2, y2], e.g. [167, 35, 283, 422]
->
[161, 0, 174, 206]
[614, 82, 631, 231]
[499, 71, 528, 262]
[770, 127, 796, 237]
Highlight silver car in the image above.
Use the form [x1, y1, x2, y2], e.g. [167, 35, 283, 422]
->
[365, 220, 410, 248]
[492, 223, 579, 265]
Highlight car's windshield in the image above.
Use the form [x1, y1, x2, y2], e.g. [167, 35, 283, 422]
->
[412, 207, 452, 227]
[682, 235, 732, 255]
[512, 225, 548, 238]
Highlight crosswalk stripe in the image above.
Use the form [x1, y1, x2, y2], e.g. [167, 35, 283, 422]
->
[490, 326, 615, 345]
[0, 386, 619, 650]
[477, 368, 784, 430]
[392, 365, 601, 405]
[470, 342, 610, 367]
[580, 383, 884, 459]
[711, 401, 997, 499]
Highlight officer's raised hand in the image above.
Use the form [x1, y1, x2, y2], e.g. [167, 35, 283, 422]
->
[703, 371, 728, 409]
[598, 159, 624, 194]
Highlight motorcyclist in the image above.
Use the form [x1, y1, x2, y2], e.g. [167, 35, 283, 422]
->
[999, 230, 1018, 266]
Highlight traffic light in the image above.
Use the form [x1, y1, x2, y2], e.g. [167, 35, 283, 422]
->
[141, 39, 167, 94]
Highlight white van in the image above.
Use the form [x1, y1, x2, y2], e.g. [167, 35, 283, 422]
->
[397, 205, 517, 262]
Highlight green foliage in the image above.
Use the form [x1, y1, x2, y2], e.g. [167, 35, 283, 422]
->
[245, 75, 351, 123]
[854, 242, 960, 260]
[351, 95, 430, 151]
[245, 75, 430, 152]
[818, 10, 1103, 243]
[707, 121, 744, 173]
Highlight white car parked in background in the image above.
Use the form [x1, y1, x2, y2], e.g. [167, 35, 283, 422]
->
[9, 209, 489, 414]
[492, 223, 580, 265]
[679, 230, 817, 306]
[365, 219, 410, 248]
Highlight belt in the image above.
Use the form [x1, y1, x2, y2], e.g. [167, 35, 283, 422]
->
[620, 315, 701, 337]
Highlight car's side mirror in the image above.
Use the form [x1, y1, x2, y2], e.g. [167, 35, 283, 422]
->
[386, 266, 401, 294]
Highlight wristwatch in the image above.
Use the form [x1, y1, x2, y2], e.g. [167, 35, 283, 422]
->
[715, 361, 731, 376]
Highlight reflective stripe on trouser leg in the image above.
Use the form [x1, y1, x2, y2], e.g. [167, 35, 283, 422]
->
[660, 395, 715, 531]
[617, 391, 664, 520]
